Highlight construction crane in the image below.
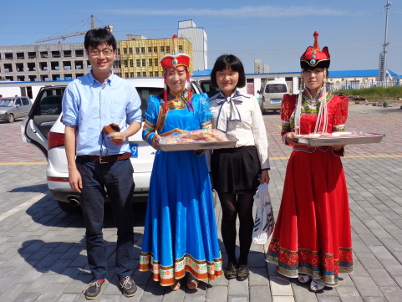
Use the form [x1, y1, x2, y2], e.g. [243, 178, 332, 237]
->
[35, 15, 113, 43]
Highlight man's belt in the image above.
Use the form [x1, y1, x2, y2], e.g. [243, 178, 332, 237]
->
[79, 152, 131, 164]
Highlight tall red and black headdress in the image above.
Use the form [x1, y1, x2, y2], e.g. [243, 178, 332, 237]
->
[300, 31, 330, 70]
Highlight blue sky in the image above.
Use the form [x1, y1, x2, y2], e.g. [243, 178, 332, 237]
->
[2, 0, 402, 74]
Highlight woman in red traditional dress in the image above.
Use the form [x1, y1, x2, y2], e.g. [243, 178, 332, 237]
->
[266, 31, 353, 291]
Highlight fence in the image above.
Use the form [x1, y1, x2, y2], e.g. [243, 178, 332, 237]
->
[328, 79, 401, 92]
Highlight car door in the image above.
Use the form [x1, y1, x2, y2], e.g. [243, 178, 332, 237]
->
[21, 97, 31, 116]
[22, 86, 65, 158]
[14, 98, 23, 118]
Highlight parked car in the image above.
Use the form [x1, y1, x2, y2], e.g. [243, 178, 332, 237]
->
[259, 79, 288, 113]
[195, 79, 219, 98]
[22, 78, 204, 213]
[0, 96, 32, 123]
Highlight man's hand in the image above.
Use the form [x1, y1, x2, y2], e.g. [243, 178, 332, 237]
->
[109, 132, 126, 145]
[68, 168, 82, 193]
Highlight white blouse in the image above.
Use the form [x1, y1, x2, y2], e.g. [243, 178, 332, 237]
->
[209, 90, 270, 170]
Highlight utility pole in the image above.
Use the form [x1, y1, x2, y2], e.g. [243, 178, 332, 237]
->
[379, 0, 391, 85]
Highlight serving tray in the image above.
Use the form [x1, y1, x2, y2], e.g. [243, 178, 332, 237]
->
[296, 132, 385, 147]
[159, 134, 237, 151]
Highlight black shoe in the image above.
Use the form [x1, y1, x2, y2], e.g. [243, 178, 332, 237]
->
[224, 262, 238, 279]
[236, 264, 250, 281]
[120, 276, 137, 297]
[83, 280, 103, 300]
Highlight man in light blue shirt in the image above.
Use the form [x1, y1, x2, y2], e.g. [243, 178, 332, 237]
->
[62, 28, 141, 300]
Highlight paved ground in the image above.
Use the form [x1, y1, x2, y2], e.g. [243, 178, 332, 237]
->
[0, 103, 401, 301]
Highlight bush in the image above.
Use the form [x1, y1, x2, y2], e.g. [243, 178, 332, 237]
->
[335, 86, 402, 102]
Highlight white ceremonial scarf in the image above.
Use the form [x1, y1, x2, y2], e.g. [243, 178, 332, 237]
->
[211, 90, 245, 133]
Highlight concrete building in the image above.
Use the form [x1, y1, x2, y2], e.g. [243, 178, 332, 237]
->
[0, 43, 122, 82]
[119, 35, 193, 78]
[0, 19, 205, 82]
[178, 20, 207, 71]
[0, 33, 195, 82]
[254, 59, 261, 73]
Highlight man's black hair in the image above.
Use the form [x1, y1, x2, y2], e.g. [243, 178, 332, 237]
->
[84, 28, 117, 51]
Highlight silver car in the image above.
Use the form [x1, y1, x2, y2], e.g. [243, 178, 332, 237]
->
[0, 96, 32, 123]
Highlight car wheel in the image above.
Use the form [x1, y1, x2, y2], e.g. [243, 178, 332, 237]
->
[8, 114, 15, 123]
[57, 200, 81, 213]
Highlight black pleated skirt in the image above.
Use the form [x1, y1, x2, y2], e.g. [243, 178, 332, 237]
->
[211, 146, 261, 194]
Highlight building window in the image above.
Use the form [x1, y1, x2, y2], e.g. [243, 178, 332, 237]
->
[4, 63, 12, 72]
[75, 49, 84, 57]
[123, 48, 127, 55]
[149, 59, 153, 66]
[155, 71, 159, 77]
[129, 59, 133, 67]
[142, 59, 146, 67]
[137, 72, 141, 77]
[51, 51, 61, 58]
[123, 60, 128, 67]
[154, 47, 157, 53]
[154, 58, 158, 66]
[63, 50, 72, 57]
[166, 46, 170, 53]
[129, 48, 133, 54]
[150, 72, 153, 77]
[179, 45, 183, 52]
[136, 48, 140, 54]
[161, 46, 165, 53]
[16, 63, 24, 72]
[142, 72, 146, 77]
[136, 59, 140, 67]
[141, 47, 145, 54]
[125, 73, 129, 78]
[148, 47, 152, 53]
[27, 63, 36, 71]
[130, 72, 134, 78]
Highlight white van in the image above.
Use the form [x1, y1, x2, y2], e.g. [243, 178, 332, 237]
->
[259, 78, 288, 113]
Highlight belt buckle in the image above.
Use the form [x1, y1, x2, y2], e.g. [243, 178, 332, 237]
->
[98, 156, 108, 164]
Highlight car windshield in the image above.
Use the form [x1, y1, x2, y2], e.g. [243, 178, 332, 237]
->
[0, 99, 14, 107]
[265, 84, 287, 93]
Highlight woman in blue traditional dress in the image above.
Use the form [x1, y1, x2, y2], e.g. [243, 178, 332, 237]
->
[139, 35, 222, 290]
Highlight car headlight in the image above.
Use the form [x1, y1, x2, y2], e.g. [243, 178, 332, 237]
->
[0, 110, 6, 114]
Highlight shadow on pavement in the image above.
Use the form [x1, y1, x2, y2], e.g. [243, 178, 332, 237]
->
[17, 238, 146, 294]
[9, 183, 48, 193]
[25, 193, 147, 229]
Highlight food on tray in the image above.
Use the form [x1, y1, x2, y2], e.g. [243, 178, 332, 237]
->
[300, 131, 365, 138]
[160, 129, 229, 144]
[296, 131, 384, 147]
